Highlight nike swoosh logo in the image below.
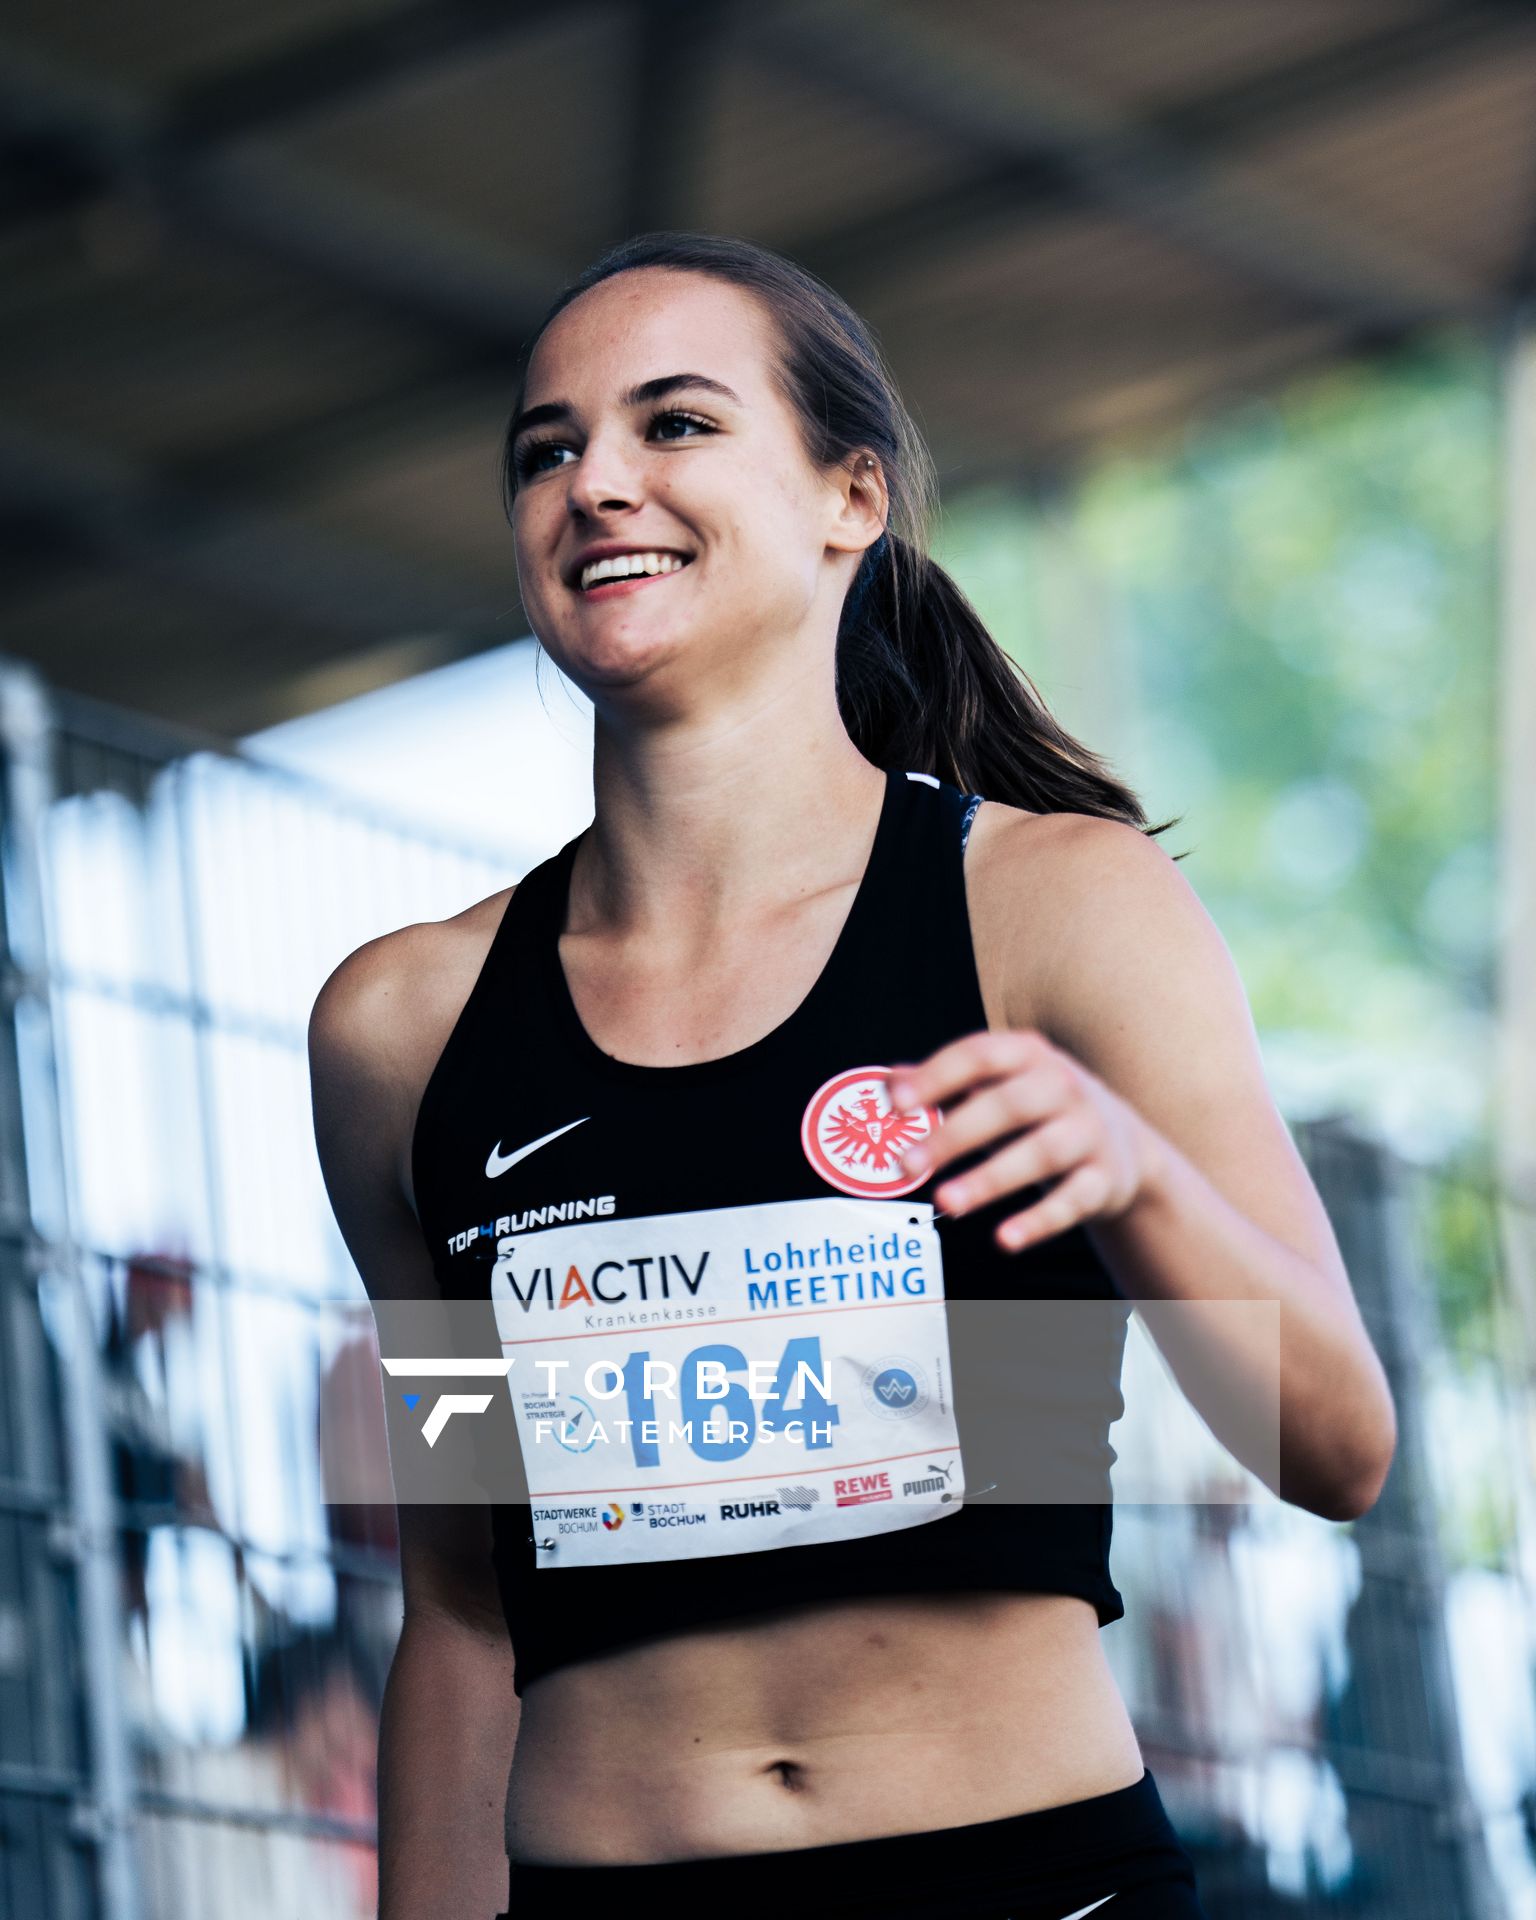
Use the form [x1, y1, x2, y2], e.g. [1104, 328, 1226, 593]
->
[485, 1116, 589, 1179]
[1060, 1896, 1118, 1920]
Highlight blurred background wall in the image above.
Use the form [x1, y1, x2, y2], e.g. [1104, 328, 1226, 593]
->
[2, 2, 1536, 1914]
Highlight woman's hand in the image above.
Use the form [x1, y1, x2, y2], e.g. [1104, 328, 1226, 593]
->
[888, 1029, 1168, 1252]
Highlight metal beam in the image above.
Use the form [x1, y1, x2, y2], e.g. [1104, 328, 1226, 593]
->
[0, 0, 1526, 691]
[36, 0, 1512, 510]
[0, 659, 144, 1919]
[620, 0, 731, 237]
[790, 0, 1536, 310]
[163, 361, 515, 498]
[1507, 141, 1536, 300]
[0, 38, 560, 349]
[167, 0, 567, 143]
[0, 419, 514, 646]
[157, 0, 1536, 162]
[3, 0, 1526, 354]
[1155, 0, 1536, 151]
[56, 0, 1526, 502]
[746, 0, 1498, 329]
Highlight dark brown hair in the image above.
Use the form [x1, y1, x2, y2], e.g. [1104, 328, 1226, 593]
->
[500, 230, 1178, 839]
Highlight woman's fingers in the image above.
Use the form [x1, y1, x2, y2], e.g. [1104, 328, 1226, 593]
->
[993, 1160, 1114, 1250]
[930, 1114, 1089, 1215]
[888, 1029, 1050, 1117]
[900, 1050, 1075, 1182]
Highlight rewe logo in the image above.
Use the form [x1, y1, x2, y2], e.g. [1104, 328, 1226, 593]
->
[835, 1471, 893, 1507]
[485, 1116, 589, 1181]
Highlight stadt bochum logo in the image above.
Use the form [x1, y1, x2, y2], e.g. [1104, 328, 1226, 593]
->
[801, 1065, 938, 1199]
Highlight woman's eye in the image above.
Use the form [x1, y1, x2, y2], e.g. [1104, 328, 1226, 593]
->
[651, 408, 715, 442]
[512, 408, 715, 481]
[513, 438, 569, 479]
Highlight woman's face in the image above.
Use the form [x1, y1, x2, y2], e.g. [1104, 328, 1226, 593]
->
[509, 268, 877, 706]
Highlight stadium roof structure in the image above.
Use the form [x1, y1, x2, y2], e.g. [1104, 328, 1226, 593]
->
[2, 0, 1534, 733]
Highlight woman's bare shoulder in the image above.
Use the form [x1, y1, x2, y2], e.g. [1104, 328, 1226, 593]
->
[964, 801, 1179, 1033]
[971, 800, 1172, 901]
[308, 885, 518, 1097]
[307, 886, 520, 1238]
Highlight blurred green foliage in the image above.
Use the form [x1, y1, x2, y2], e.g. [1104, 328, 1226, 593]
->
[1419, 1165, 1505, 1362]
[935, 326, 1501, 1164]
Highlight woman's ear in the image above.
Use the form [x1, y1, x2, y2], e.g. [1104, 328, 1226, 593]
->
[828, 451, 888, 558]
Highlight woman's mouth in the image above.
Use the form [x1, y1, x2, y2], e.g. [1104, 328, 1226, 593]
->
[574, 554, 695, 602]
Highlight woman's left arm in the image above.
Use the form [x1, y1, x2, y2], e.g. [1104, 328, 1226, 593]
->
[889, 814, 1398, 1524]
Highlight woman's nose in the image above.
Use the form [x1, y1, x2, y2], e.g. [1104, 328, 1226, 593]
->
[563, 431, 643, 516]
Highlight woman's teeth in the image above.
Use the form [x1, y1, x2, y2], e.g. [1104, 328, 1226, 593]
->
[579, 551, 692, 591]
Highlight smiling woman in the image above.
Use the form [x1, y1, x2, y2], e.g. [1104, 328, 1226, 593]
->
[309, 229, 1390, 1920]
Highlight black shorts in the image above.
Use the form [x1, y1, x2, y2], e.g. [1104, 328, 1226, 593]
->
[498, 1766, 1207, 1919]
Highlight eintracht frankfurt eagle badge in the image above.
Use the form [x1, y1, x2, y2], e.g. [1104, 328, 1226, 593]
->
[801, 1065, 939, 1198]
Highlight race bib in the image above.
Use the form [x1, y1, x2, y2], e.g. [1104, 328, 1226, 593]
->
[489, 1195, 965, 1567]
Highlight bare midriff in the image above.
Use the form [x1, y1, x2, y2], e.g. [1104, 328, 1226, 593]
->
[503, 1589, 1145, 1865]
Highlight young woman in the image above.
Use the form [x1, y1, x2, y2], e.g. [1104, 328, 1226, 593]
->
[309, 232, 1397, 1920]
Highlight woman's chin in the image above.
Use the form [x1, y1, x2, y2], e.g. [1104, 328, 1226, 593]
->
[551, 629, 699, 700]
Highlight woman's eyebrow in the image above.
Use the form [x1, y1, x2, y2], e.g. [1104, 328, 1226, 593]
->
[509, 372, 743, 446]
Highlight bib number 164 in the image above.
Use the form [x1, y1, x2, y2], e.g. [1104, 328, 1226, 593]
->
[616, 1335, 839, 1469]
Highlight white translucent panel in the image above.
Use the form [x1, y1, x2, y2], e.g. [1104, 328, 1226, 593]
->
[1107, 1491, 1360, 1886]
[42, 771, 193, 1002]
[175, 755, 272, 1025]
[41, 720, 532, 1337]
[223, 1288, 328, 1564]
[16, 992, 70, 1246]
[140, 1527, 246, 1749]
[138, 1795, 373, 1919]
[1445, 1567, 1536, 1917]
[1238, 1746, 1354, 1897]
[245, 632, 591, 869]
[203, 1027, 330, 1291]
[97, 1255, 240, 1549]
[171, 747, 515, 1037]
[51, 984, 213, 1265]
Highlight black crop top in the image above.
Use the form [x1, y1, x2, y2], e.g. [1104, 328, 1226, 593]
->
[409, 766, 1129, 1695]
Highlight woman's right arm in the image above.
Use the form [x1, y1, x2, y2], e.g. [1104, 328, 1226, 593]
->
[309, 934, 520, 1920]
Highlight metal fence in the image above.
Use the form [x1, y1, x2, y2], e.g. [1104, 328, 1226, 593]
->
[0, 654, 1530, 1918]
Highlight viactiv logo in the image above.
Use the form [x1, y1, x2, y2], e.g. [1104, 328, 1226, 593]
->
[601, 1502, 625, 1531]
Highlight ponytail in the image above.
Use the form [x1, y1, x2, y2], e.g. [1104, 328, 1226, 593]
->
[838, 529, 1173, 833]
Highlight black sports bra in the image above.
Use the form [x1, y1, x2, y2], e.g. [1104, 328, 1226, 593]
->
[409, 766, 1129, 1694]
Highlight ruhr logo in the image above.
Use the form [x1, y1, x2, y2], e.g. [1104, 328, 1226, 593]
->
[801, 1065, 938, 1198]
